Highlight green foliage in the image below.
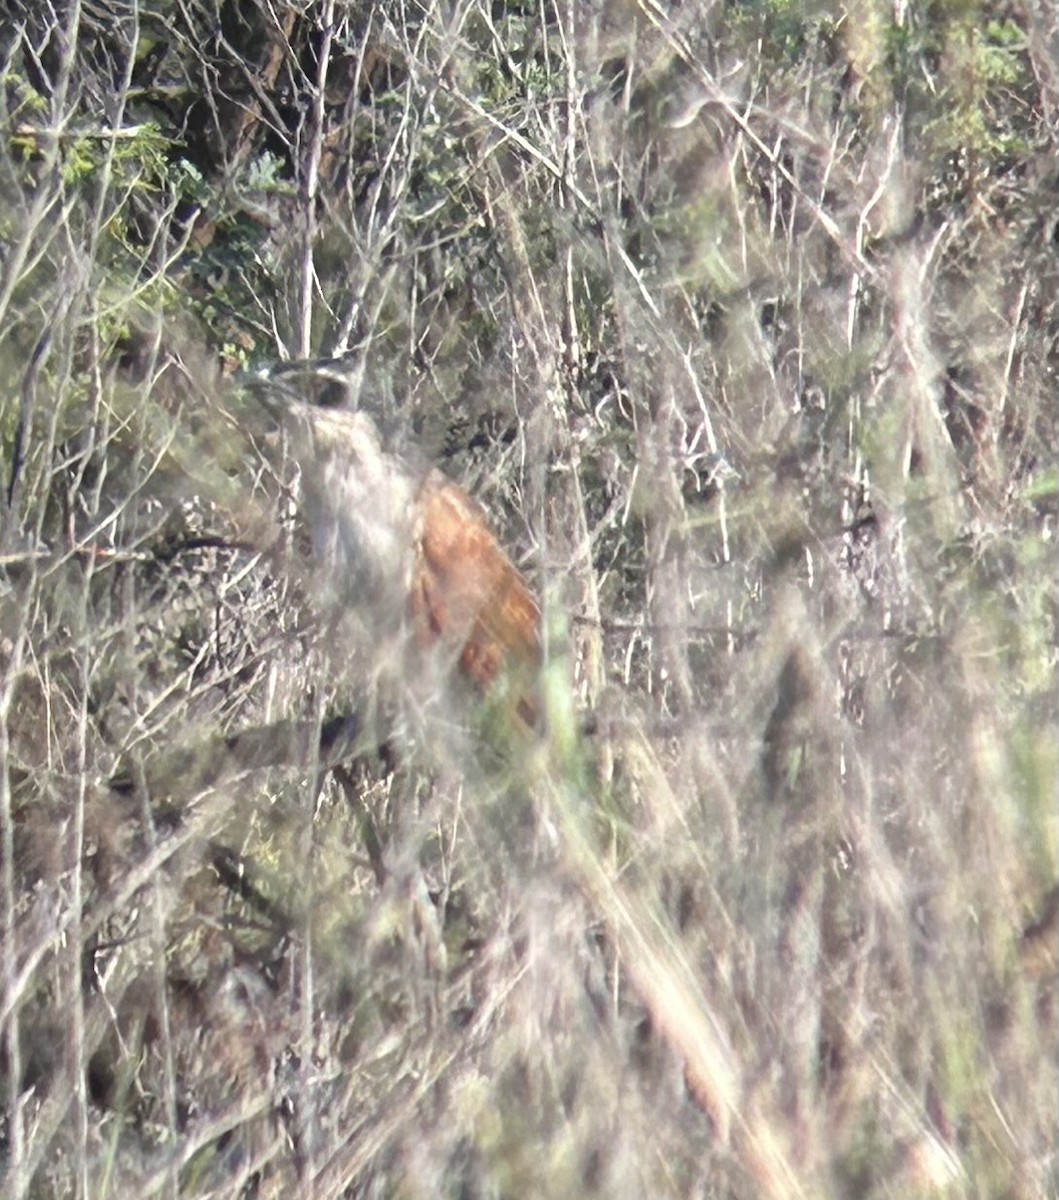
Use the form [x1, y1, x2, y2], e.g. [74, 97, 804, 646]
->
[927, 20, 1033, 158]
[727, 0, 839, 67]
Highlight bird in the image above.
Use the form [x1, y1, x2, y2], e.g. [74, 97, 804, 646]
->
[248, 358, 542, 734]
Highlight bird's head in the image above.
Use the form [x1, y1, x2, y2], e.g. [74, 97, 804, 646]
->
[245, 356, 363, 449]
[243, 356, 418, 601]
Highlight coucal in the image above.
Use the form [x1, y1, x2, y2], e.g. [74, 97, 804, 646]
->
[250, 359, 542, 733]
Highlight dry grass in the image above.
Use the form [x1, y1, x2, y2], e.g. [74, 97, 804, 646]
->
[0, 2, 1056, 1197]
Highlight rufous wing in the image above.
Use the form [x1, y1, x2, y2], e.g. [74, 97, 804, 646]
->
[411, 473, 541, 730]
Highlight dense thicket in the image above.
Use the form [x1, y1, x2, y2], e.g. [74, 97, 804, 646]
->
[0, 2, 1055, 1197]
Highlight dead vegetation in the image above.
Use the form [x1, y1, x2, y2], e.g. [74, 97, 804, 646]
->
[0, 1, 1056, 1197]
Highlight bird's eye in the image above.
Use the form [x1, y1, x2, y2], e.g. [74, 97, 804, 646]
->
[311, 377, 350, 409]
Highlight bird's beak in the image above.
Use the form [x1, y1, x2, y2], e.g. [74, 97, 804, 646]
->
[246, 367, 329, 425]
